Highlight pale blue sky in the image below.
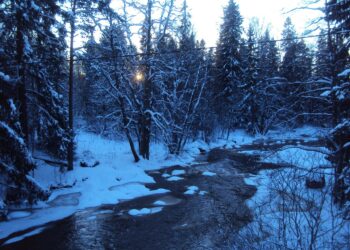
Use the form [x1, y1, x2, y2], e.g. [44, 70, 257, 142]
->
[188, 0, 324, 46]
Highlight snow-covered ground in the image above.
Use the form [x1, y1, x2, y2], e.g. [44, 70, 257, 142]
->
[0, 131, 199, 241]
[0, 126, 330, 243]
[242, 139, 350, 249]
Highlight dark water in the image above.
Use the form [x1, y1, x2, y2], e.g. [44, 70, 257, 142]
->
[1, 152, 266, 250]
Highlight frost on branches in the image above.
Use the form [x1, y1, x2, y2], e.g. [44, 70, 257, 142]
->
[0, 90, 48, 218]
[327, 70, 350, 217]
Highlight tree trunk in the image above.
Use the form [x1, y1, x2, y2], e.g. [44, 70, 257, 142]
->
[16, 3, 28, 142]
[67, 0, 77, 171]
[325, 10, 339, 127]
[140, 0, 153, 160]
[108, 25, 140, 163]
[120, 99, 140, 162]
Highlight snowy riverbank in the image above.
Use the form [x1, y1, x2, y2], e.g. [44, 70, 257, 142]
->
[0, 126, 328, 243]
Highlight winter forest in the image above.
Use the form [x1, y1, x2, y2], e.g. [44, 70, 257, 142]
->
[0, 0, 349, 249]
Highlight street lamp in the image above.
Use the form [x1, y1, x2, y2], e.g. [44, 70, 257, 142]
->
[135, 71, 144, 82]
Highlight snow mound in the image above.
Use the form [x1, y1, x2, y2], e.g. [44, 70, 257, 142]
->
[128, 207, 163, 216]
[199, 191, 208, 195]
[153, 196, 182, 206]
[7, 211, 32, 220]
[167, 176, 184, 181]
[184, 186, 199, 195]
[3, 227, 46, 246]
[202, 171, 216, 177]
[171, 169, 186, 176]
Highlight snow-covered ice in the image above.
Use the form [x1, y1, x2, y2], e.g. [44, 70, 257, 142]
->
[7, 211, 32, 220]
[0, 131, 191, 240]
[3, 227, 46, 246]
[0, 126, 331, 242]
[262, 147, 329, 171]
[184, 186, 199, 195]
[153, 200, 167, 206]
[167, 176, 184, 181]
[171, 169, 186, 176]
[93, 210, 114, 216]
[202, 171, 216, 177]
[86, 215, 97, 221]
[152, 196, 182, 206]
[128, 207, 163, 216]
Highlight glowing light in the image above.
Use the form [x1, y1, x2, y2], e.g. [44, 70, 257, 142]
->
[135, 71, 144, 82]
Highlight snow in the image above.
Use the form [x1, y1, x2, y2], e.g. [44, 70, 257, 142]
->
[262, 147, 329, 171]
[171, 169, 186, 176]
[0, 200, 5, 209]
[152, 196, 182, 206]
[162, 173, 171, 178]
[30, 1, 41, 12]
[243, 165, 350, 248]
[153, 200, 167, 206]
[202, 171, 216, 177]
[3, 227, 46, 245]
[167, 176, 184, 181]
[321, 90, 331, 97]
[338, 68, 350, 77]
[128, 207, 163, 216]
[86, 215, 96, 221]
[264, 126, 328, 141]
[184, 186, 199, 195]
[93, 210, 114, 215]
[0, 71, 10, 82]
[8, 99, 16, 114]
[241, 129, 350, 249]
[1, 206, 78, 241]
[7, 211, 32, 220]
[0, 125, 332, 242]
[0, 131, 184, 240]
[207, 126, 327, 149]
[244, 171, 272, 205]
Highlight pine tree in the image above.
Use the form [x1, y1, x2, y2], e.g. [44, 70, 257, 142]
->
[0, 0, 71, 208]
[257, 29, 279, 80]
[0, 78, 48, 211]
[240, 27, 281, 135]
[215, 0, 243, 130]
[325, 0, 350, 215]
[326, 0, 350, 33]
[281, 18, 312, 83]
[28, 1, 71, 159]
[280, 17, 313, 125]
[281, 17, 297, 50]
[1, 0, 71, 159]
[315, 30, 333, 79]
[239, 23, 259, 134]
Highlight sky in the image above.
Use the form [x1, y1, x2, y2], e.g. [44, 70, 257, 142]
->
[187, 0, 324, 47]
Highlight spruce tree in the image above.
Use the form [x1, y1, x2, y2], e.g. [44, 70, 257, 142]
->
[315, 30, 333, 79]
[240, 23, 259, 134]
[0, 0, 70, 207]
[280, 17, 313, 125]
[215, 0, 243, 130]
[325, 0, 350, 215]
